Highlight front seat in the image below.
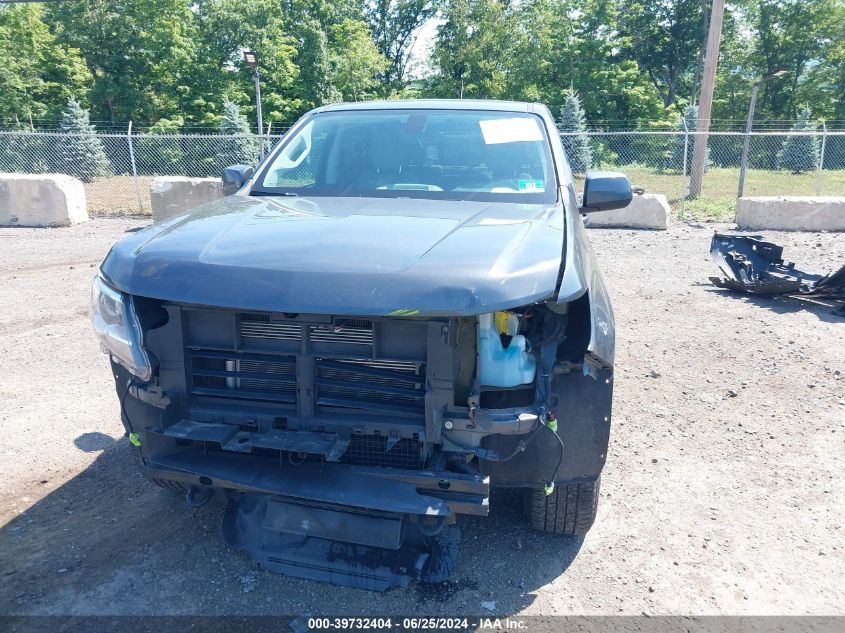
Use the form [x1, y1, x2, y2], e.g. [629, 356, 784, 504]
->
[356, 122, 408, 190]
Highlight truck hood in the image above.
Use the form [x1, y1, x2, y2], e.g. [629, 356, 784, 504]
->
[101, 195, 565, 316]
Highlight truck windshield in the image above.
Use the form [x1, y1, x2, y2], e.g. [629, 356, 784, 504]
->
[252, 109, 558, 203]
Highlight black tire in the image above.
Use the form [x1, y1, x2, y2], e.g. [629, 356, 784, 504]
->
[525, 478, 600, 536]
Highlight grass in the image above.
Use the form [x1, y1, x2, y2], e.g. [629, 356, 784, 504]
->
[618, 166, 845, 222]
[86, 175, 153, 216]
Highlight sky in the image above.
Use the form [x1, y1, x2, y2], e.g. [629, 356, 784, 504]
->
[406, 17, 442, 79]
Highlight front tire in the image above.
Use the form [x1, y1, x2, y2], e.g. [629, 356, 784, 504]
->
[525, 478, 600, 536]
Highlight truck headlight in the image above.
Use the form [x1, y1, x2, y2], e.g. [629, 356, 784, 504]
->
[90, 275, 152, 381]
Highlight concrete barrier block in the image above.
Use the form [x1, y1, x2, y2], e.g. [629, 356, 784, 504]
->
[585, 193, 670, 230]
[736, 196, 845, 231]
[150, 177, 224, 222]
[0, 173, 88, 227]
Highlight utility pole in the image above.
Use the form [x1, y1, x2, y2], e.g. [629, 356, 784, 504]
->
[689, 0, 725, 197]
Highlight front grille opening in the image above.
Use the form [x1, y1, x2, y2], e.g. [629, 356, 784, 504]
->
[210, 432, 426, 470]
[240, 315, 302, 341]
[188, 350, 296, 404]
[340, 433, 424, 469]
[309, 320, 373, 346]
[315, 358, 425, 416]
[239, 314, 375, 348]
[335, 318, 372, 329]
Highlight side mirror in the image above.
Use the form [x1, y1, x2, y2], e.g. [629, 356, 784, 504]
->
[580, 171, 633, 212]
[222, 164, 254, 196]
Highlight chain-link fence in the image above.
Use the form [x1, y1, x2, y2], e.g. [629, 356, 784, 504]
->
[566, 130, 845, 218]
[1, 128, 844, 218]
[0, 130, 287, 214]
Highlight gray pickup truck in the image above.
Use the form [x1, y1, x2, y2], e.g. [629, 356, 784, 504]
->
[91, 99, 631, 589]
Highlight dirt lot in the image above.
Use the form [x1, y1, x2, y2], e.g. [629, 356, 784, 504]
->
[0, 218, 842, 617]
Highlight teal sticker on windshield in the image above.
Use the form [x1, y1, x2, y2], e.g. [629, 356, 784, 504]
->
[517, 179, 544, 192]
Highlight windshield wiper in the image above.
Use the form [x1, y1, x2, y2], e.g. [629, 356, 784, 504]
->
[252, 191, 299, 197]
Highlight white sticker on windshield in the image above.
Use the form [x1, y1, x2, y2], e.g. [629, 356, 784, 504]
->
[479, 117, 543, 144]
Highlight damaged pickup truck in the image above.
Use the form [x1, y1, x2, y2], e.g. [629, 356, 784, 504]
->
[91, 100, 632, 589]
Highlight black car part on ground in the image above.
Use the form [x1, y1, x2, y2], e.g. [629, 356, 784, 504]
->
[709, 233, 845, 312]
[221, 493, 460, 590]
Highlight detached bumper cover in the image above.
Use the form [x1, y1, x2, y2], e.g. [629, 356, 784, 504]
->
[221, 493, 461, 591]
[710, 233, 845, 306]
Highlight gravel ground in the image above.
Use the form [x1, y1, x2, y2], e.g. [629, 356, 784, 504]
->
[0, 218, 843, 617]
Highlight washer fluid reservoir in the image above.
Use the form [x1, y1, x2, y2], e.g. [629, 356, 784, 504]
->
[478, 313, 537, 388]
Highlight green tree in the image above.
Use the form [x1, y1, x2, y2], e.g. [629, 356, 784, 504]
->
[777, 107, 820, 173]
[287, 1, 372, 110]
[617, 0, 707, 111]
[0, 130, 53, 174]
[47, 0, 196, 125]
[790, 1, 845, 122]
[0, 4, 90, 127]
[429, 0, 521, 99]
[0, 0, 838, 136]
[559, 89, 592, 173]
[329, 19, 389, 101]
[219, 98, 258, 166]
[58, 98, 110, 181]
[748, 0, 843, 120]
[192, 0, 299, 124]
[367, 1, 437, 93]
[292, 15, 334, 107]
[424, 0, 671, 124]
[504, 0, 669, 124]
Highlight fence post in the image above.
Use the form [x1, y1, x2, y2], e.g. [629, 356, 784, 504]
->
[127, 121, 144, 214]
[737, 127, 750, 198]
[681, 120, 690, 216]
[737, 81, 761, 199]
[816, 121, 827, 196]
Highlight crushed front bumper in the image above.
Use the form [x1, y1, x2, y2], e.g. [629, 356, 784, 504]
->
[143, 445, 487, 590]
[144, 445, 489, 518]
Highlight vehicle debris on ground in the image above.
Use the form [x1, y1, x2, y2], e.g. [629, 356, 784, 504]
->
[709, 232, 845, 315]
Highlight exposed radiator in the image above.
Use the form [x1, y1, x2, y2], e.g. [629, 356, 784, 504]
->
[240, 314, 374, 347]
[188, 349, 296, 404]
[240, 320, 301, 341]
[316, 358, 426, 416]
